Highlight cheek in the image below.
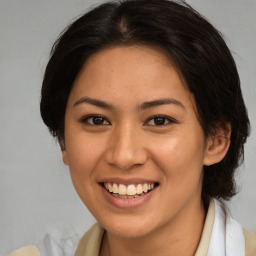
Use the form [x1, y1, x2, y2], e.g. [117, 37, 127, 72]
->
[64, 133, 107, 192]
[150, 132, 205, 188]
[64, 136, 107, 212]
[153, 132, 204, 165]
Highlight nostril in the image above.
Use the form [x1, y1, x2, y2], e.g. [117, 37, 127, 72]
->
[104, 141, 148, 170]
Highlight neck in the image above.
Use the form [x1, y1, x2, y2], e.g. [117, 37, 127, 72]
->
[100, 198, 207, 256]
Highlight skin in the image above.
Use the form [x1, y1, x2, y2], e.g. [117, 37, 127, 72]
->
[62, 46, 230, 256]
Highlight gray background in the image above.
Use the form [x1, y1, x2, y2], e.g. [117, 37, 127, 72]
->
[0, 0, 255, 254]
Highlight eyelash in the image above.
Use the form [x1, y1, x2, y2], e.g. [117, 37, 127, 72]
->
[80, 114, 177, 126]
[145, 115, 177, 126]
[80, 115, 110, 126]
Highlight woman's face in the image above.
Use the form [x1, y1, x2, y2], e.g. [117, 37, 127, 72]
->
[63, 46, 209, 238]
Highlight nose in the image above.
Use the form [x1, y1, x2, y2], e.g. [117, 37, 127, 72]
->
[105, 124, 148, 170]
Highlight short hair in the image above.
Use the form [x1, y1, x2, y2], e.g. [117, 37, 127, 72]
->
[40, 0, 250, 200]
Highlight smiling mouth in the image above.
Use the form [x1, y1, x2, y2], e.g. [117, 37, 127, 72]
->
[101, 182, 159, 199]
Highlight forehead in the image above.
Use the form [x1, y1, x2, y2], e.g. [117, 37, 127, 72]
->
[69, 45, 193, 110]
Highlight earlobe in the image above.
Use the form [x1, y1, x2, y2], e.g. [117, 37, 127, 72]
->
[62, 150, 69, 166]
[60, 140, 69, 166]
[203, 123, 231, 166]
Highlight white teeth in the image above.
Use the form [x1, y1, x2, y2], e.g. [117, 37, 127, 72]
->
[143, 183, 148, 193]
[113, 183, 118, 193]
[103, 182, 156, 196]
[136, 184, 143, 194]
[108, 183, 113, 193]
[127, 184, 136, 195]
[119, 184, 127, 195]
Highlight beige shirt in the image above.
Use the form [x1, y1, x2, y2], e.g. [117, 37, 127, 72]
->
[11, 199, 256, 256]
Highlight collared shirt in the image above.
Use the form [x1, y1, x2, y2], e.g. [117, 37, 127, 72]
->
[10, 199, 256, 256]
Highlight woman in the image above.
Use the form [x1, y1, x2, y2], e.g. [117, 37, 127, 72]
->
[11, 0, 256, 255]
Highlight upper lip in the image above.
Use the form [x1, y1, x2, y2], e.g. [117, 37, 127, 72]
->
[98, 177, 159, 185]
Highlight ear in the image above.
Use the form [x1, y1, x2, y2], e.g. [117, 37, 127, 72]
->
[203, 123, 231, 166]
[60, 140, 69, 166]
[62, 150, 69, 166]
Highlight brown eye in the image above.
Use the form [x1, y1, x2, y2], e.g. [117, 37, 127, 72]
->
[146, 115, 176, 126]
[81, 115, 110, 125]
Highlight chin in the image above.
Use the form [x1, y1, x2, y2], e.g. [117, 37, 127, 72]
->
[100, 216, 158, 239]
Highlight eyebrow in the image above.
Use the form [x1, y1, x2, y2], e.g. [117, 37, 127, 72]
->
[137, 98, 185, 111]
[74, 97, 115, 110]
[74, 97, 185, 111]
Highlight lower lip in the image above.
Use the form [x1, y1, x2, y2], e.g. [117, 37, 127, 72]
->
[100, 185, 157, 209]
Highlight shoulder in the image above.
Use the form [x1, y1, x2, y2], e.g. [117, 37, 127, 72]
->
[10, 245, 40, 256]
[9, 226, 82, 256]
[243, 228, 256, 256]
[74, 223, 105, 256]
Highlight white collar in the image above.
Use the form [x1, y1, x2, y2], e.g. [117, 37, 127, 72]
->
[207, 199, 245, 256]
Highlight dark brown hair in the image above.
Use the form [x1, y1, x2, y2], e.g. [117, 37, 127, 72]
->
[40, 0, 250, 200]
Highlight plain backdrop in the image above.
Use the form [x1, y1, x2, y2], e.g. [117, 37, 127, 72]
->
[0, 0, 255, 254]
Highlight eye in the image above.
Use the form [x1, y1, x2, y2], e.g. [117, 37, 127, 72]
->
[80, 115, 110, 126]
[145, 115, 176, 126]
